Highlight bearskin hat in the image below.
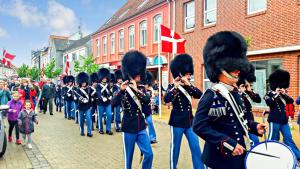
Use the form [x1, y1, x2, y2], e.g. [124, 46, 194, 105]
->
[268, 69, 290, 91]
[122, 50, 147, 80]
[98, 68, 111, 82]
[62, 76, 68, 84]
[67, 75, 75, 83]
[110, 73, 116, 83]
[90, 73, 99, 83]
[203, 31, 250, 83]
[76, 72, 89, 87]
[143, 71, 153, 85]
[237, 64, 256, 86]
[170, 54, 194, 79]
[114, 69, 123, 81]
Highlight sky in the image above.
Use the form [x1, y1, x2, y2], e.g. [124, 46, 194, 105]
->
[0, 0, 127, 67]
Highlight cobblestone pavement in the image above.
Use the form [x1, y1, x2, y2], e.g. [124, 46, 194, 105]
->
[0, 110, 200, 169]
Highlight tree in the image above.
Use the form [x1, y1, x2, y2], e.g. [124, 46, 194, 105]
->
[17, 64, 29, 78]
[74, 55, 100, 74]
[44, 59, 62, 78]
[27, 67, 40, 80]
[245, 36, 252, 47]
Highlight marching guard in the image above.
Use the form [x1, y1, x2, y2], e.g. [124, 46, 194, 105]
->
[90, 73, 99, 131]
[73, 82, 80, 124]
[62, 76, 68, 118]
[237, 64, 262, 145]
[265, 69, 300, 161]
[192, 31, 266, 169]
[164, 54, 204, 169]
[112, 50, 153, 169]
[112, 69, 123, 132]
[97, 68, 113, 135]
[75, 72, 93, 137]
[65, 75, 75, 120]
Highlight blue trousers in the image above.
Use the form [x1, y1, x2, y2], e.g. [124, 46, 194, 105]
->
[268, 122, 300, 159]
[66, 100, 74, 118]
[145, 115, 157, 141]
[63, 100, 67, 118]
[170, 126, 204, 169]
[79, 108, 92, 135]
[74, 102, 78, 122]
[249, 133, 260, 146]
[114, 105, 121, 130]
[122, 130, 153, 169]
[98, 104, 112, 132]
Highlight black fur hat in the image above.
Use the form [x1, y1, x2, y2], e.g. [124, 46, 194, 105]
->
[98, 68, 111, 82]
[110, 73, 116, 83]
[67, 75, 75, 83]
[268, 69, 290, 91]
[114, 69, 123, 81]
[170, 54, 194, 79]
[144, 71, 153, 85]
[90, 73, 99, 83]
[237, 64, 256, 86]
[203, 31, 249, 83]
[76, 72, 89, 87]
[62, 76, 68, 84]
[122, 50, 147, 80]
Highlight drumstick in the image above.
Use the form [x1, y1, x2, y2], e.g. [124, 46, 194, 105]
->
[245, 150, 280, 159]
[262, 110, 268, 150]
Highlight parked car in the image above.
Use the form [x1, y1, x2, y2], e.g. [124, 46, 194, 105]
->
[0, 105, 9, 157]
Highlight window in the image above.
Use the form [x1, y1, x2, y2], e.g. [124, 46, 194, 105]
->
[119, 30, 124, 51]
[129, 26, 135, 49]
[184, 1, 195, 31]
[153, 15, 162, 43]
[137, 0, 149, 9]
[248, 0, 267, 14]
[204, 0, 217, 25]
[140, 21, 147, 47]
[110, 33, 115, 54]
[103, 36, 107, 55]
[72, 53, 76, 61]
[251, 59, 282, 107]
[96, 39, 100, 57]
[203, 70, 213, 91]
[119, 9, 129, 19]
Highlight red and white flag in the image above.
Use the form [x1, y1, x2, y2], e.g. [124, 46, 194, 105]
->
[65, 54, 70, 75]
[2, 49, 15, 67]
[160, 25, 186, 54]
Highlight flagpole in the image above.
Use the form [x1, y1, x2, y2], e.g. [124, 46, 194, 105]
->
[158, 26, 162, 119]
[2, 47, 5, 76]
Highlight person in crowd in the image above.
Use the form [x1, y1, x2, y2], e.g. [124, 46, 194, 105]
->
[0, 80, 11, 105]
[7, 91, 22, 144]
[18, 100, 38, 149]
[90, 73, 99, 131]
[111, 69, 123, 132]
[55, 83, 63, 112]
[40, 79, 55, 115]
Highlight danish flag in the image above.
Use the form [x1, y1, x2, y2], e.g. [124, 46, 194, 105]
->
[65, 54, 70, 75]
[2, 49, 15, 67]
[160, 25, 186, 54]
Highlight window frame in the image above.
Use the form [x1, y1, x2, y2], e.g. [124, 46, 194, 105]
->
[128, 25, 135, 49]
[103, 36, 107, 56]
[96, 39, 100, 57]
[110, 33, 115, 54]
[203, 0, 217, 26]
[119, 29, 124, 52]
[139, 20, 147, 47]
[184, 1, 195, 32]
[153, 14, 162, 43]
[247, 0, 267, 15]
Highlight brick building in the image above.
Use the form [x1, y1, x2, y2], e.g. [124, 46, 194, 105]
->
[92, 0, 174, 89]
[175, 0, 300, 110]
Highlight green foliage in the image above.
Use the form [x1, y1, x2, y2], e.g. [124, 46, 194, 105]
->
[44, 59, 62, 78]
[27, 67, 40, 80]
[245, 36, 252, 47]
[17, 64, 29, 78]
[74, 55, 99, 74]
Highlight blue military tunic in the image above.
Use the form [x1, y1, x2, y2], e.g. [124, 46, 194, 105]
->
[164, 84, 202, 128]
[193, 84, 259, 169]
[113, 85, 150, 133]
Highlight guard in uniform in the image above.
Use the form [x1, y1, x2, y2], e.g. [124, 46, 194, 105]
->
[65, 75, 75, 120]
[73, 82, 80, 123]
[75, 72, 93, 137]
[55, 83, 63, 112]
[90, 73, 99, 131]
[112, 50, 153, 169]
[237, 64, 261, 145]
[164, 54, 204, 169]
[112, 69, 123, 132]
[192, 31, 266, 169]
[143, 71, 157, 144]
[265, 69, 300, 161]
[97, 68, 113, 135]
[62, 76, 68, 118]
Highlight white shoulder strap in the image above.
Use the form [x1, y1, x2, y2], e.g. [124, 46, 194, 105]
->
[178, 85, 192, 104]
[126, 86, 142, 111]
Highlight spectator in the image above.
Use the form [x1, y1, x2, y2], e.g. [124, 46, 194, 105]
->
[0, 80, 11, 105]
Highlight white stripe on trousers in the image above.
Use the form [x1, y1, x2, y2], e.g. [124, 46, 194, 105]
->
[170, 126, 174, 169]
[78, 111, 82, 134]
[268, 122, 273, 140]
[122, 132, 127, 169]
[97, 106, 101, 131]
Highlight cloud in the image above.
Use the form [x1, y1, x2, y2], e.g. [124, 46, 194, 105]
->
[0, 27, 9, 38]
[0, 0, 78, 36]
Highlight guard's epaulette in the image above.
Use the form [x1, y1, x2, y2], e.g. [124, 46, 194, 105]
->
[208, 89, 227, 118]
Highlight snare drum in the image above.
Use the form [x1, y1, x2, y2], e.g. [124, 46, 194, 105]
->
[245, 141, 297, 169]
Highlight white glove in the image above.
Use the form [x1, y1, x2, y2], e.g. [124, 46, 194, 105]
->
[108, 96, 112, 100]
[102, 97, 108, 102]
[67, 93, 71, 97]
